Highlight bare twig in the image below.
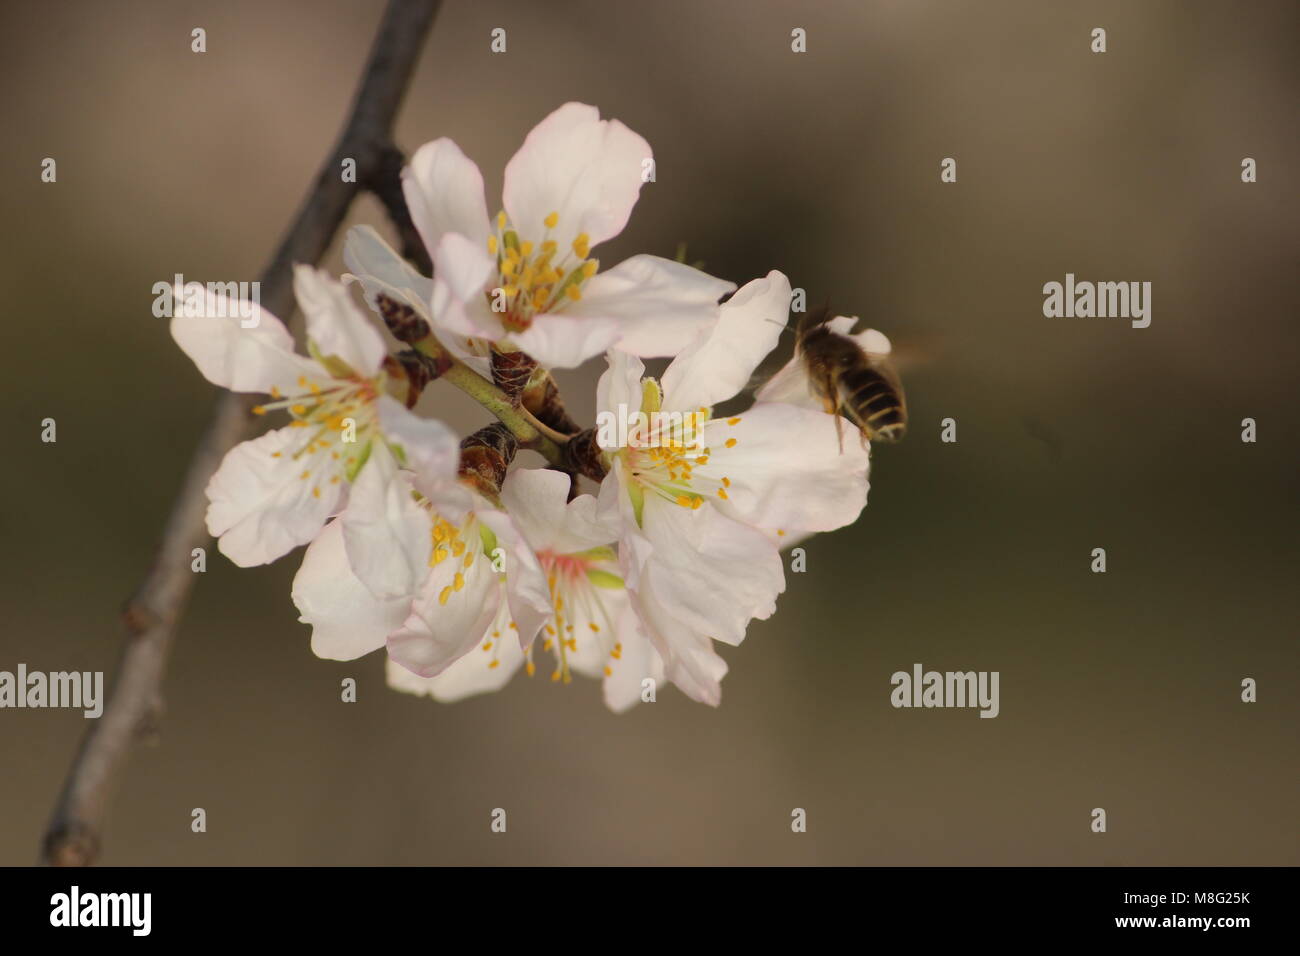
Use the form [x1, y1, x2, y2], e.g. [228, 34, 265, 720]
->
[41, 0, 442, 866]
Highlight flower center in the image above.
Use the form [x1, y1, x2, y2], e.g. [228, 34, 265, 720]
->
[534, 548, 624, 684]
[254, 374, 381, 487]
[484, 209, 599, 332]
[620, 405, 741, 510]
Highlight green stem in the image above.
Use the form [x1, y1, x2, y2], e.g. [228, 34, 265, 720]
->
[414, 337, 568, 464]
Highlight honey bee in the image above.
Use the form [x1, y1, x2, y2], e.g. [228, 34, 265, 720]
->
[792, 306, 908, 449]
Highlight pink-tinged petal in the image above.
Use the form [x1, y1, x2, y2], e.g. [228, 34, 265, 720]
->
[661, 271, 790, 411]
[700, 404, 870, 535]
[206, 426, 347, 567]
[402, 137, 491, 255]
[340, 442, 431, 600]
[170, 285, 321, 395]
[509, 312, 622, 370]
[566, 255, 734, 358]
[602, 603, 664, 713]
[478, 508, 552, 651]
[386, 533, 502, 678]
[293, 264, 387, 375]
[636, 496, 784, 646]
[342, 225, 435, 320]
[376, 396, 461, 490]
[292, 519, 407, 660]
[385, 599, 523, 702]
[502, 102, 650, 253]
[501, 469, 616, 555]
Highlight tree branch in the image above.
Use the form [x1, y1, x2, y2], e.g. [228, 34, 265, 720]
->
[41, 0, 442, 866]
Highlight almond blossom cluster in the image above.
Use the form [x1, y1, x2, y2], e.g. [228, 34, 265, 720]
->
[170, 103, 873, 710]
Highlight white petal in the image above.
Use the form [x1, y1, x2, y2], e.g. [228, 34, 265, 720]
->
[566, 255, 734, 358]
[292, 264, 387, 375]
[509, 313, 622, 370]
[753, 354, 820, 410]
[342, 225, 435, 321]
[502, 102, 650, 253]
[385, 600, 523, 702]
[429, 232, 502, 340]
[402, 137, 491, 255]
[387, 531, 502, 678]
[628, 579, 728, 707]
[376, 396, 461, 490]
[170, 285, 321, 395]
[660, 271, 790, 411]
[601, 602, 663, 713]
[478, 508, 553, 651]
[340, 441, 432, 600]
[595, 350, 647, 429]
[292, 520, 407, 660]
[701, 404, 870, 535]
[205, 426, 346, 566]
[635, 495, 784, 646]
[497, 468, 571, 550]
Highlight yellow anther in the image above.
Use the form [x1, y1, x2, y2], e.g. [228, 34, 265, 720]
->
[676, 494, 692, 507]
[691, 497, 703, 510]
[725, 438, 738, 448]
[526, 660, 536, 677]
[582, 260, 598, 278]
[543, 639, 553, 652]
[572, 233, 590, 258]
[717, 488, 729, 500]
[565, 285, 582, 301]
[501, 259, 517, 277]
[291, 404, 307, 416]
[464, 551, 474, 568]
[312, 487, 321, 498]
[310, 383, 322, 396]
[453, 572, 465, 592]
[300, 470, 310, 480]
[541, 240, 557, 255]
[438, 586, 452, 606]
[589, 622, 600, 632]
[604, 666, 613, 677]
[550, 670, 561, 682]
[544, 211, 559, 229]
[502, 285, 519, 298]
[520, 240, 534, 257]
[487, 235, 498, 254]
[431, 548, 448, 565]
[722, 476, 731, 487]
[777, 529, 786, 536]
[497, 211, 507, 229]
[297, 376, 307, 387]
[727, 417, 741, 425]
[271, 386, 282, 398]
[488, 659, 500, 669]
[271, 451, 281, 458]
[252, 405, 266, 416]
[545, 625, 556, 636]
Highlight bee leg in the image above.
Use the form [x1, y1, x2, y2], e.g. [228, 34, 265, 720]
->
[832, 403, 846, 455]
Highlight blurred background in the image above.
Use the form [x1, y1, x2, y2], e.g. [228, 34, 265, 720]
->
[1, 0, 1296, 865]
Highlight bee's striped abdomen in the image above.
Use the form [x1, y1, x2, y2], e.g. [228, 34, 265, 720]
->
[841, 367, 906, 441]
